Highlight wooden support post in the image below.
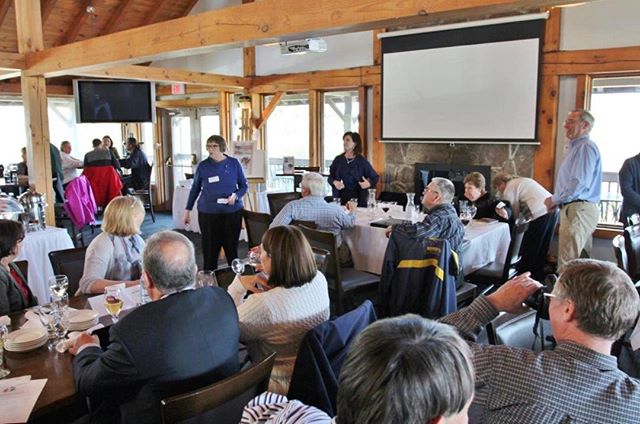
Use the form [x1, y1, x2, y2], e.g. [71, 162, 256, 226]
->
[309, 89, 321, 168]
[219, 91, 230, 142]
[358, 86, 367, 156]
[575, 74, 591, 109]
[15, 0, 55, 225]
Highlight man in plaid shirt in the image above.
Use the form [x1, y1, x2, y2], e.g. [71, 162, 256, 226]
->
[442, 259, 640, 423]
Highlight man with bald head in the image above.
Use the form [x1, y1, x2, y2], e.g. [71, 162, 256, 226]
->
[71, 230, 240, 424]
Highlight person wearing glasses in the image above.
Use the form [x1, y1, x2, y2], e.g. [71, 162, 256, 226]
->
[0, 220, 37, 315]
[544, 109, 601, 268]
[442, 260, 640, 423]
[385, 177, 464, 253]
[184, 135, 248, 270]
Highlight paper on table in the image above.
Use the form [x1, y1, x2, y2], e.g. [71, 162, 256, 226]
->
[88, 285, 140, 318]
[0, 376, 47, 424]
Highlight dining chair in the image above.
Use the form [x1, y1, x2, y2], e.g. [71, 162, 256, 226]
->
[378, 191, 408, 210]
[291, 219, 316, 229]
[298, 225, 379, 315]
[160, 352, 276, 424]
[14, 260, 28, 281]
[267, 192, 301, 218]
[127, 164, 155, 222]
[48, 246, 88, 296]
[242, 209, 272, 248]
[613, 234, 629, 275]
[311, 247, 330, 275]
[466, 218, 530, 287]
[624, 224, 640, 281]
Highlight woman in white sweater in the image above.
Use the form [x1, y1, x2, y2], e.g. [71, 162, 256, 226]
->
[228, 225, 330, 394]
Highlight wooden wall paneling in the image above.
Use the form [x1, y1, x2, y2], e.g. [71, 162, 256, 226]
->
[15, 0, 55, 224]
[574, 74, 591, 109]
[371, 84, 384, 191]
[532, 75, 559, 191]
[25, 0, 599, 77]
[309, 89, 321, 168]
[101, 0, 135, 35]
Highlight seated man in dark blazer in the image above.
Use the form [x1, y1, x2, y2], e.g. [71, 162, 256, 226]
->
[71, 230, 241, 424]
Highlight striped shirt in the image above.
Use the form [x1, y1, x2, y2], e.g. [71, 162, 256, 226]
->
[242, 392, 331, 424]
[441, 297, 640, 423]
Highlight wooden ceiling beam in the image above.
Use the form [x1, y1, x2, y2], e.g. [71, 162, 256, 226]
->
[141, 0, 168, 26]
[101, 0, 135, 35]
[74, 65, 249, 89]
[0, 0, 12, 27]
[25, 0, 599, 77]
[59, 0, 94, 45]
[0, 51, 26, 71]
[250, 65, 381, 93]
[156, 97, 219, 108]
[0, 81, 72, 95]
[41, 0, 57, 24]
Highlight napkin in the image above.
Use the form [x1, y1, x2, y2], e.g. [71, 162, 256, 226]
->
[0, 315, 9, 326]
[55, 323, 105, 353]
[21, 311, 45, 329]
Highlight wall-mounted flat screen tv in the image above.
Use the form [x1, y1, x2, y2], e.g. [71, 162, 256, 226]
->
[74, 79, 156, 123]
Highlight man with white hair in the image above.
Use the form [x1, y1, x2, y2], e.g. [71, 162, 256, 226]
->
[271, 172, 356, 265]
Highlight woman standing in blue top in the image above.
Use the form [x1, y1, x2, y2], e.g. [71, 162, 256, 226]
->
[184, 135, 248, 270]
[328, 132, 379, 207]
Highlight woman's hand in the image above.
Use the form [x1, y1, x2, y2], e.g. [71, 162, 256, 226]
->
[333, 180, 345, 190]
[495, 207, 508, 219]
[183, 210, 191, 226]
[238, 274, 271, 293]
[227, 193, 237, 205]
[358, 177, 371, 189]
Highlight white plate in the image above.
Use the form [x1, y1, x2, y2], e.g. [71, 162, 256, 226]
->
[5, 336, 47, 352]
[68, 310, 99, 324]
[6, 328, 47, 344]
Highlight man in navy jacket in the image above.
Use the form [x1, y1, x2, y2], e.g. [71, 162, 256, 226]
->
[71, 231, 240, 424]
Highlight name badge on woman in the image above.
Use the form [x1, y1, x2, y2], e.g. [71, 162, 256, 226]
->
[208, 176, 220, 183]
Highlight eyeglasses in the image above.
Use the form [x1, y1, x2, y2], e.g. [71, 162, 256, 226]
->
[425, 188, 439, 195]
[206, 144, 220, 149]
[563, 118, 582, 125]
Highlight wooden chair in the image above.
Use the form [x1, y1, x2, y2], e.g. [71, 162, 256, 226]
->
[466, 219, 530, 286]
[160, 352, 276, 424]
[267, 192, 301, 218]
[312, 247, 331, 275]
[298, 225, 379, 315]
[48, 246, 88, 296]
[243, 209, 272, 248]
[613, 234, 629, 275]
[624, 224, 640, 281]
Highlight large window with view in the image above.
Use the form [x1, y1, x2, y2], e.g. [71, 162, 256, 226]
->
[322, 90, 359, 174]
[264, 93, 309, 192]
[589, 76, 640, 226]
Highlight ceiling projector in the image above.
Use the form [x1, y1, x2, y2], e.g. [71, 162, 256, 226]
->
[280, 39, 327, 55]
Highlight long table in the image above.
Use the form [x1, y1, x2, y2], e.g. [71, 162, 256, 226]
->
[343, 209, 511, 276]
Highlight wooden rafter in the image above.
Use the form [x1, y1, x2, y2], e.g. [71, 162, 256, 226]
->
[0, 51, 25, 71]
[543, 45, 640, 75]
[41, 0, 57, 24]
[59, 0, 94, 45]
[25, 0, 599, 77]
[0, 0, 12, 27]
[142, 0, 168, 26]
[74, 65, 249, 89]
[251, 66, 380, 93]
[253, 91, 284, 130]
[101, 0, 135, 35]
[182, 0, 199, 15]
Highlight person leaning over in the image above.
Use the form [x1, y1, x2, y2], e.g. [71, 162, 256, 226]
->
[441, 259, 640, 423]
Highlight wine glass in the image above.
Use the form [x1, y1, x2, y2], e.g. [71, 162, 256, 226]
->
[196, 270, 218, 288]
[231, 258, 247, 276]
[468, 205, 477, 220]
[248, 251, 262, 270]
[104, 286, 124, 323]
[0, 324, 9, 379]
[460, 209, 471, 226]
[48, 274, 69, 302]
[35, 305, 57, 340]
[51, 306, 70, 342]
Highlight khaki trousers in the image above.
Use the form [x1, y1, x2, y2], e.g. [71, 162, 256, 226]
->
[558, 201, 599, 268]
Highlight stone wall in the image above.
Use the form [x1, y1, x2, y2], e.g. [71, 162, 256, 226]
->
[382, 143, 538, 192]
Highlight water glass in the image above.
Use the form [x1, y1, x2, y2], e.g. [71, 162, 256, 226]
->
[50, 306, 70, 342]
[0, 324, 9, 379]
[231, 258, 246, 276]
[196, 270, 218, 288]
[35, 305, 57, 340]
[48, 274, 69, 302]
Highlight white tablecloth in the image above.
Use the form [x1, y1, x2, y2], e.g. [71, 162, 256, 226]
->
[15, 226, 75, 305]
[343, 209, 511, 276]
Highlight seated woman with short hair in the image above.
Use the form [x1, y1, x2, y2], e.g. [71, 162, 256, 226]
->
[461, 171, 512, 222]
[228, 225, 330, 394]
[0, 220, 37, 315]
[78, 196, 146, 294]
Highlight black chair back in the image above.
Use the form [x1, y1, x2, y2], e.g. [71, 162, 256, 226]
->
[160, 352, 276, 424]
[378, 191, 408, 209]
[624, 224, 640, 280]
[311, 247, 330, 275]
[14, 260, 28, 281]
[291, 220, 317, 229]
[501, 219, 530, 281]
[267, 192, 301, 218]
[48, 246, 88, 296]
[613, 234, 629, 275]
[242, 209, 272, 249]
[128, 164, 155, 223]
[214, 267, 238, 290]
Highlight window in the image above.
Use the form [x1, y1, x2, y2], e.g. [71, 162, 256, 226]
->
[322, 90, 359, 173]
[264, 93, 309, 191]
[199, 110, 221, 160]
[589, 76, 640, 225]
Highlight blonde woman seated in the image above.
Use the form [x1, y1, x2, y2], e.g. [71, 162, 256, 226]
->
[228, 225, 330, 394]
[78, 196, 146, 294]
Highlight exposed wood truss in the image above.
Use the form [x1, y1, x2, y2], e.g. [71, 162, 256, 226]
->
[543, 45, 640, 75]
[251, 66, 380, 93]
[253, 92, 284, 130]
[101, 0, 135, 35]
[24, 0, 599, 77]
[74, 65, 249, 90]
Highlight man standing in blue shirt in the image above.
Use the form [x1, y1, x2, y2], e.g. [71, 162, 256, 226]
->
[544, 109, 601, 268]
